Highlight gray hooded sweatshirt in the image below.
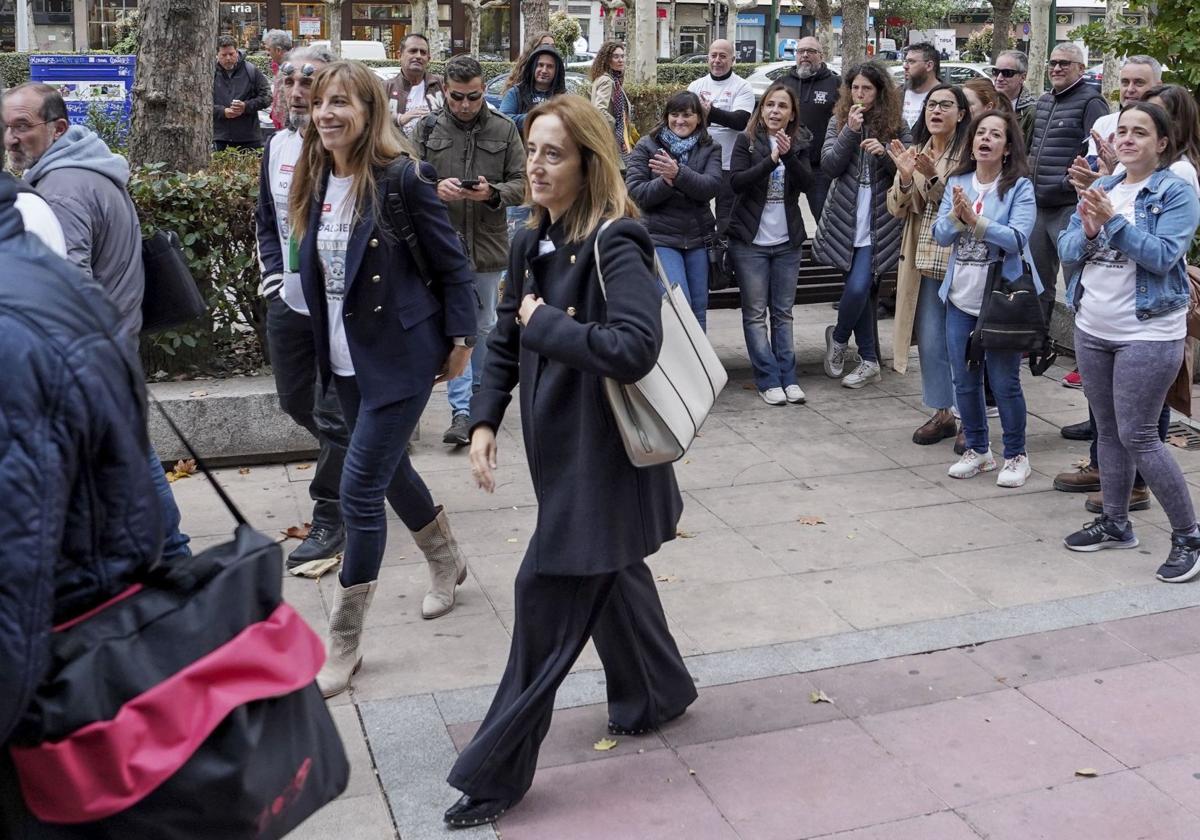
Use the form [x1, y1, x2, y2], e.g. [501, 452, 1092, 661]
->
[24, 125, 145, 337]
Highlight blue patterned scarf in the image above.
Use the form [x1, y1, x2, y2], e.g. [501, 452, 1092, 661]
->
[659, 128, 700, 165]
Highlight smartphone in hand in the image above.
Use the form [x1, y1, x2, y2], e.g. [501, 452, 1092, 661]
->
[458, 178, 481, 190]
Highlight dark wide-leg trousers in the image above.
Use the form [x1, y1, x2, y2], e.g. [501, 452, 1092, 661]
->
[447, 554, 697, 801]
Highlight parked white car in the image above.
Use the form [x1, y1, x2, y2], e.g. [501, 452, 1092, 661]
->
[888, 62, 991, 87]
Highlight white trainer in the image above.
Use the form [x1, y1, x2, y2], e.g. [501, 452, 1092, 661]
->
[760, 387, 787, 406]
[948, 448, 998, 479]
[996, 454, 1031, 488]
[842, 360, 881, 389]
[784, 384, 806, 404]
[824, 325, 848, 378]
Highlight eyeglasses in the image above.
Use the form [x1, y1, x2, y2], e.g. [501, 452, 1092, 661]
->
[448, 90, 484, 102]
[2, 120, 49, 136]
[991, 67, 1022, 78]
[797, 48, 822, 55]
[925, 99, 958, 112]
[280, 62, 316, 78]
[1048, 59, 1079, 69]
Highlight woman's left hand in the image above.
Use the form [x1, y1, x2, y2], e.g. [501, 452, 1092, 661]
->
[518, 293, 545, 327]
[1081, 186, 1115, 226]
[860, 138, 886, 157]
[913, 151, 938, 179]
[951, 186, 977, 228]
[649, 150, 680, 183]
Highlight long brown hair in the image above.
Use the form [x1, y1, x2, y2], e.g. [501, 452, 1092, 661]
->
[744, 82, 802, 141]
[832, 61, 903, 141]
[505, 30, 554, 91]
[523, 95, 639, 243]
[591, 41, 624, 81]
[962, 78, 1013, 116]
[1145, 84, 1200, 173]
[950, 110, 1030, 200]
[288, 60, 415, 243]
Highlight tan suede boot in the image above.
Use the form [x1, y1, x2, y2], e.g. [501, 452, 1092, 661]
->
[413, 506, 467, 619]
[316, 579, 377, 698]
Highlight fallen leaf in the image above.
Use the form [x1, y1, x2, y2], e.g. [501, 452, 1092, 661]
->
[676, 529, 695, 539]
[1075, 768, 1098, 778]
[592, 738, 618, 751]
[797, 515, 826, 526]
[741, 383, 754, 390]
[809, 689, 833, 704]
[295, 463, 313, 470]
[655, 574, 680, 583]
[165, 459, 197, 482]
[281, 523, 313, 540]
[1167, 433, 1191, 449]
[189, 389, 208, 398]
[238, 467, 250, 475]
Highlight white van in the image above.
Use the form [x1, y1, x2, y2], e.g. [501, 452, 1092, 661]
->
[310, 40, 387, 61]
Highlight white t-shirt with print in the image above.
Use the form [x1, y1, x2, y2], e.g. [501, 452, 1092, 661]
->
[267, 128, 307, 314]
[754, 138, 789, 246]
[318, 175, 356, 376]
[854, 184, 872, 247]
[688, 73, 755, 169]
[948, 174, 999, 316]
[1075, 177, 1187, 342]
[902, 88, 928, 131]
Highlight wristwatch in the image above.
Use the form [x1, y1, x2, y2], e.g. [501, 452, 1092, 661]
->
[453, 335, 478, 348]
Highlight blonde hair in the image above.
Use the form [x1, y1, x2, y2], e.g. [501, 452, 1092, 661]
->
[523, 95, 638, 244]
[288, 60, 416, 243]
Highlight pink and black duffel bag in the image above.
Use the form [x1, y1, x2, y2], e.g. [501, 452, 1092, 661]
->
[1, 454, 348, 838]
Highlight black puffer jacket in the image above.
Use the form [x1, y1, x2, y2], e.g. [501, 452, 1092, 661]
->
[1029, 78, 1109, 207]
[212, 53, 271, 144]
[0, 174, 161, 747]
[776, 64, 841, 166]
[727, 128, 814, 244]
[812, 118, 912, 274]
[625, 133, 722, 250]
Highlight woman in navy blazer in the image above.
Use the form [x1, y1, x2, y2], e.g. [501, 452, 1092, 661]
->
[933, 110, 1041, 489]
[289, 61, 478, 698]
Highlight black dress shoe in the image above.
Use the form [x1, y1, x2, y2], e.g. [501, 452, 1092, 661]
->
[444, 793, 516, 828]
[286, 524, 346, 569]
[1060, 419, 1094, 441]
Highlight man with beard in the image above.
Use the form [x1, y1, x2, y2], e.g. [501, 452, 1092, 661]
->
[386, 33, 444, 136]
[254, 45, 351, 569]
[688, 38, 755, 222]
[777, 35, 840, 222]
[900, 42, 940, 130]
[500, 44, 567, 131]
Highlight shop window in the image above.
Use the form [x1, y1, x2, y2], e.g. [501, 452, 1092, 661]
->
[87, 0, 137, 51]
[0, 0, 16, 52]
[282, 2, 327, 43]
[474, 2, 510, 60]
[219, 2, 266, 49]
[353, 4, 409, 20]
[32, 0, 73, 50]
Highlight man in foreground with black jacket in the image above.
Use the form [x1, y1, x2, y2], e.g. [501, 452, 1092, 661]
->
[777, 35, 840, 223]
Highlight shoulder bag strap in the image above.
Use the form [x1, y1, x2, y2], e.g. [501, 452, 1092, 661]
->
[384, 157, 433, 286]
[149, 395, 248, 527]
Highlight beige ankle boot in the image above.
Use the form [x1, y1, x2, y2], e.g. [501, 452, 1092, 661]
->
[316, 579, 377, 698]
[413, 506, 467, 619]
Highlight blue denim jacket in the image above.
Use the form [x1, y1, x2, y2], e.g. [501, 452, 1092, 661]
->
[932, 174, 1043, 302]
[1059, 168, 1200, 320]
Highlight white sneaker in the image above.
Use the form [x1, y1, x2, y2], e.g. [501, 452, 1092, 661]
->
[760, 387, 787, 406]
[824, 325, 848, 379]
[996, 454, 1031, 487]
[948, 448, 998, 479]
[951, 405, 1000, 418]
[842, 360, 881, 389]
[784, 384, 806, 404]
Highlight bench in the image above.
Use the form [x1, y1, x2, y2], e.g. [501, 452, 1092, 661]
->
[707, 240, 899, 309]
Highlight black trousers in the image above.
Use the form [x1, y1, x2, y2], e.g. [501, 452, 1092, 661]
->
[266, 296, 349, 528]
[447, 555, 697, 801]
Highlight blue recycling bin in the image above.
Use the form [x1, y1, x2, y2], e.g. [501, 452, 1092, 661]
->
[29, 55, 136, 143]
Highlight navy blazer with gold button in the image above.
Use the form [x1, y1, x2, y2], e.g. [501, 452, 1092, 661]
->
[300, 157, 477, 410]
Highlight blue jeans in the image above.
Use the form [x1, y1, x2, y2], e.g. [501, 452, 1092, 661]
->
[655, 245, 709, 331]
[833, 245, 878, 363]
[915, 274, 955, 410]
[730, 240, 800, 391]
[448, 269, 503, 416]
[334, 376, 439, 586]
[945, 302, 1027, 459]
[149, 445, 191, 562]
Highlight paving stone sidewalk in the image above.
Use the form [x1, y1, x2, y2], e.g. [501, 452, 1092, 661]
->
[171, 307, 1200, 839]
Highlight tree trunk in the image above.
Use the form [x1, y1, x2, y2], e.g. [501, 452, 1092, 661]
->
[24, 0, 34, 49]
[465, 2, 481, 55]
[523, 0, 550, 38]
[426, 1, 446, 58]
[812, 0, 835, 59]
[625, 0, 639, 69]
[840, 0, 868, 70]
[327, 0, 343, 57]
[129, 0, 217, 172]
[1102, 0, 1121, 99]
[667, 0, 678, 57]
[989, 0, 1015, 62]
[631, 0, 655, 82]
[1027, 0, 1051, 95]
[602, 0, 616, 42]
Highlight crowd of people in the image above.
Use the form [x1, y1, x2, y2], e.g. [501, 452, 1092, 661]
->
[4, 25, 1200, 834]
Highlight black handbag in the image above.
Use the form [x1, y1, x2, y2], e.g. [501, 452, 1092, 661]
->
[968, 256, 1048, 365]
[704, 194, 740, 292]
[140, 229, 207, 335]
[2, 403, 349, 839]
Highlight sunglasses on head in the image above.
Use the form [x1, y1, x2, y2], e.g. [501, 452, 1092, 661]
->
[991, 67, 1021, 78]
[448, 90, 484, 102]
[280, 62, 315, 78]
[1048, 59, 1078, 69]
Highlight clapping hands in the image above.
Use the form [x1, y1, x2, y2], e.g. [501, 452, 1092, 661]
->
[951, 185, 978, 228]
[1078, 185, 1115, 239]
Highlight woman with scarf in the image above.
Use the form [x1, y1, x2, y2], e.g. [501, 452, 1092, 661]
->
[591, 41, 635, 164]
[625, 90, 723, 328]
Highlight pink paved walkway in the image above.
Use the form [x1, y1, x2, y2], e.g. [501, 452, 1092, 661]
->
[459, 607, 1200, 840]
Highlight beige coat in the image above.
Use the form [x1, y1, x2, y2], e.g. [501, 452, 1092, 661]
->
[885, 144, 958, 375]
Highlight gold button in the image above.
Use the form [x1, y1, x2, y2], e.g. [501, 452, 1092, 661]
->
[373, 305, 383, 312]
[569, 254, 576, 264]
[371, 274, 381, 283]
[525, 269, 531, 278]
[566, 306, 576, 317]
[369, 238, 379, 247]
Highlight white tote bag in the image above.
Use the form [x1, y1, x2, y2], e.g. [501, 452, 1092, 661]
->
[594, 220, 728, 468]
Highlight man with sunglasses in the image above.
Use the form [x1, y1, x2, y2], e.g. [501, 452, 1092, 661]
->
[254, 46, 352, 569]
[991, 50, 1036, 145]
[777, 36, 840, 222]
[414, 55, 526, 448]
[1027, 43, 1109, 322]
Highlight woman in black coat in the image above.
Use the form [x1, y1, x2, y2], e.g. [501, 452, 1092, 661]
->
[444, 95, 697, 828]
[727, 81, 813, 406]
[289, 62, 479, 698]
[625, 90, 723, 330]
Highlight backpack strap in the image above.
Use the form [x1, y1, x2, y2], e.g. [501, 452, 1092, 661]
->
[382, 156, 433, 287]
